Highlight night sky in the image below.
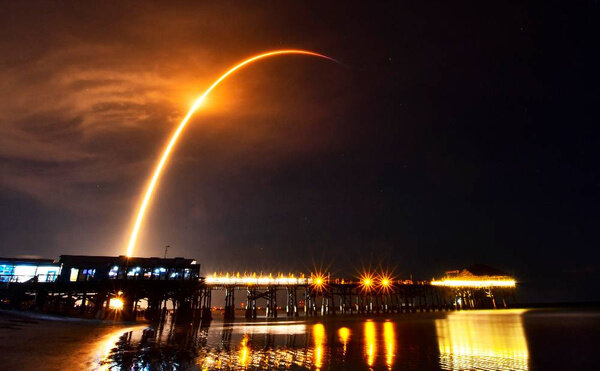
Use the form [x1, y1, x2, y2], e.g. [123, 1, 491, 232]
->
[1, 1, 599, 302]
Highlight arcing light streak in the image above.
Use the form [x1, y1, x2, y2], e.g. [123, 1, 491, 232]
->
[126, 50, 336, 257]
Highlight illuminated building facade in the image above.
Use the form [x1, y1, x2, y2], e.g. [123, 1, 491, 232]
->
[0, 257, 60, 283]
[57, 255, 200, 283]
[431, 264, 517, 309]
[1, 255, 201, 320]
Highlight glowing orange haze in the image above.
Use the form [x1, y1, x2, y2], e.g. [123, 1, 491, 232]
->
[126, 50, 336, 257]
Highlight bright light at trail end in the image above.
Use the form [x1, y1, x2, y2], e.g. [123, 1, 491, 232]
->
[125, 50, 337, 257]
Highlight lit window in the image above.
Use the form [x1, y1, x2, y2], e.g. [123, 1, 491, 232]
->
[81, 269, 96, 281]
[153, 267, 167, 278]
[36, 266, 60, 282]
[45, 271, 56, 282]
[14, 265, 37, 282]
[70, 268, 79, 282]
[0, 264, 15, 282]
[108, 266, 119, 278]
[127, 267, 142, 277]
[83, 269, 95, 276]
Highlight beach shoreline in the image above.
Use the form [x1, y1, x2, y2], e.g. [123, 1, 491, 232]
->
[0, 309, 132, 370]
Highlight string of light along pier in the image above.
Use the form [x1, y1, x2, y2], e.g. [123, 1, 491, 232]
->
[204, 272, 516, 289]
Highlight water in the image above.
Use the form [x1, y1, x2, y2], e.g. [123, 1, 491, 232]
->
[91, 308, 600, 370]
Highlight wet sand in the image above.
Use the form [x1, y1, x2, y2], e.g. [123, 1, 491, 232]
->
[0, 310, 129, 371]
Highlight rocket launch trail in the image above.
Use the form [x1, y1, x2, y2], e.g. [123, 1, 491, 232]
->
[126, 50, 336, 257]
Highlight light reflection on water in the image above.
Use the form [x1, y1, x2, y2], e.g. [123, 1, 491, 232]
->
[435, 309, 529, 371]
[338, 326, 350, 356]
[364, 320, 377, 367]
[238, 334, 249, 368]
[383, 321, 395, 369]
[313, 323, 325, 369]
[94, 325, 147, 371]
[92, 310, 529, 370]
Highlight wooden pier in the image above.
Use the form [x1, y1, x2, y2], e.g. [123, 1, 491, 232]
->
[0, 256, 517, 322]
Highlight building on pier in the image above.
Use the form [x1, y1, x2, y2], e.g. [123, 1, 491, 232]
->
[431, 264, 516, 309]
[1, 255, 201, 284]
[58, 255, 200, 283]
[431, 264, 516, 288]
[1, 255, 203, 322]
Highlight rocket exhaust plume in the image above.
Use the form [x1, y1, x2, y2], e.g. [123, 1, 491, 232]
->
[126, 50, 336, 257]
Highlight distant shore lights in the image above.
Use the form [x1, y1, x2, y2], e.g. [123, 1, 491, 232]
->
[431, 278, 516, 288]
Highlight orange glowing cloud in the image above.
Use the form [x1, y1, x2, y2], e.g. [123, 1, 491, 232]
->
[126, 50, 337, 256]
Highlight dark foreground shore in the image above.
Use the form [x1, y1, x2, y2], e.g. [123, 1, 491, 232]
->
[0, 310, 133, 371]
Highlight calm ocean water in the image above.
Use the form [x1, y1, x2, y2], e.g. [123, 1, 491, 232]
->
[91, 308, 600, 370]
